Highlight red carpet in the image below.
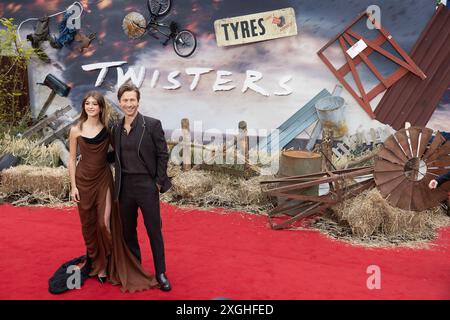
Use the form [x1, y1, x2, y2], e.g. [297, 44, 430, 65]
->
[0, 203, 449, 300]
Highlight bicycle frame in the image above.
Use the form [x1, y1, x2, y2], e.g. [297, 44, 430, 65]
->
[146, 19, 173, 39]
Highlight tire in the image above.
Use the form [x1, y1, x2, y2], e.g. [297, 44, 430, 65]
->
[148, 0, 171, 17]
[173, 30, 197, 58]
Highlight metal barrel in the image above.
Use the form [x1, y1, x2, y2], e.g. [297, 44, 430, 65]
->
[277, 150, 322, 216]
[315, 96, 348, 138]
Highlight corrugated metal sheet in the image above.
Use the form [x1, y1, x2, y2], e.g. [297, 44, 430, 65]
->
[375, 5, 450, 130]
[258, 89, 331, 151]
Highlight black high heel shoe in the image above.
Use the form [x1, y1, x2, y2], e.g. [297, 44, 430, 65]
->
[97, 275, 107, 284]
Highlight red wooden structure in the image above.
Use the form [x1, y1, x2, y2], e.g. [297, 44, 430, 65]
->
[374, 5, 450, 130]
[317, 11, 426, 119]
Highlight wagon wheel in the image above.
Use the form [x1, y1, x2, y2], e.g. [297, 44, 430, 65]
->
[374, 127, 450, 211]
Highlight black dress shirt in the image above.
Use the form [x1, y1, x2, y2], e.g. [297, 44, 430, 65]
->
[120, 116, 148, 175]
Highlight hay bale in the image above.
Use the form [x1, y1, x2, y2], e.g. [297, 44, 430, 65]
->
[0, 134, 60, 167]
[164, 168, 274, 213]
[237, 175, 272, 205]
[202, 183, 241, 207]
[170, 170, 214, 199]
[167, 161, 182, 178]
[332, 188, 442, 238]
[334, 145, 380, 170]
[0, 165, 70, 199]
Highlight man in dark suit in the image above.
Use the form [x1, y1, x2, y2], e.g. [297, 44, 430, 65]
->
[111, 82, 172, 291]
[429, 170, 450, 216]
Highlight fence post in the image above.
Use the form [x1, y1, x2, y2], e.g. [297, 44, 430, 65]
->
[181, 118, 191, 171]
[238, 120, 249, 171]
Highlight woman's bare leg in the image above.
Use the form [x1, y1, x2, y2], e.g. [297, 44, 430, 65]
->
[98, 188, 112, 278]
[104, 188, 112, 234]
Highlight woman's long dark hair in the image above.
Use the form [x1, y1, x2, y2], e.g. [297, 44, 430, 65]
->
[78, 91, 111, 131]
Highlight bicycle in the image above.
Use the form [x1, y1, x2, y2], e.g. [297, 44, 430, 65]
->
[122, 0, 197, 58]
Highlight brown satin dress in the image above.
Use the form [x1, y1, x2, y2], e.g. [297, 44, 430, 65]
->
[75, 128, 159, 293]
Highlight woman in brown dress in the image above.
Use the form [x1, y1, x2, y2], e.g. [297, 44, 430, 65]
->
[68, 91, 158, 292]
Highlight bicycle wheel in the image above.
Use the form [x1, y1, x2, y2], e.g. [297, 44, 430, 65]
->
[173, 30, 197, 58]
[148, 0, 171, 17]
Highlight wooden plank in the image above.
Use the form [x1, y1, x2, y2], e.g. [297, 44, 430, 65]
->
[269, 200, 314, 216]
[266, 167, 374, 194]
[346, 29, 424, 78]
[367, 68, 409, 100]
[338, 36, 373, 117]
[317, 11, 367, 54]
[336, 33, 387, 77]
[269, 191, 338, 204]
[36, 116, 79, 145]
[342, 179, 375, 200]
[21, 105, 72, 138]
[375, 19, 426, 80]
[318, 51, 374, 118]
[342, 32, 388, 87]
[269, 202, 325, 230]
[261, 165, 373, 183]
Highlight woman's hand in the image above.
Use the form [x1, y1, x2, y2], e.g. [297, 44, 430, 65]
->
[428, 179, 438, 189]
[71, 187, 80, 202]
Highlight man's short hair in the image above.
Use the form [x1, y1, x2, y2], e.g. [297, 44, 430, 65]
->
[117, 82, 141, 102]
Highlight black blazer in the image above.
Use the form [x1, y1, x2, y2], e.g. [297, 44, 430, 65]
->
[111, 113, 172, 200]
[437, 171, 450, 187]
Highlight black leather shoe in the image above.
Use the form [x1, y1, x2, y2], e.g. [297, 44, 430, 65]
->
[156, 273, 172, 291]
[97, 275, 107, 284]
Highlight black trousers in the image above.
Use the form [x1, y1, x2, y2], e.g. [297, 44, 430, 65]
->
[119, 174, 166, 275]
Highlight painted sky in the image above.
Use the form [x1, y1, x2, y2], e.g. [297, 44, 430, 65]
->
[2, 0, 449, 134]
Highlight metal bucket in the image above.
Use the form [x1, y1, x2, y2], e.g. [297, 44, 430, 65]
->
[277, 150, 322, 216]
[315, 96, 347, 138]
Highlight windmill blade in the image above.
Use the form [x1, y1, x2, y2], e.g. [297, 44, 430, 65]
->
[408, 127, 421, 157]
[417, 127, 434, 158]
[425, 141, 450, 163]
[383, 135, 409, 162]
[396, 128, 413, 159]
[423, 132, 445, 161]
[394, 180, 414, 210]
[376, 174, 406, 198]
[377, 148, 406, 165]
